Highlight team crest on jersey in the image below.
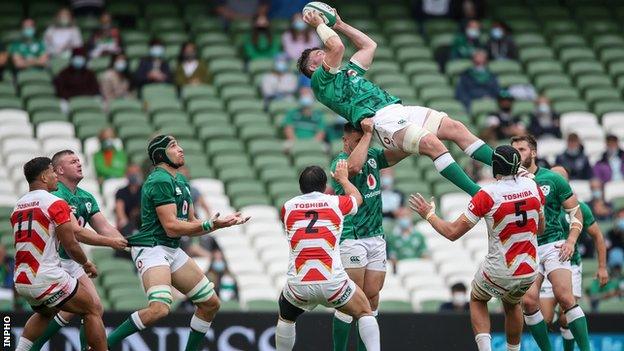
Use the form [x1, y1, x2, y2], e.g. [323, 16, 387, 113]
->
[367, 158, 377, 169]
[175, 187, 182, 195]
[347, 69, 357, 77]
[69, 205, 77, 214]
[367, 174, 377, 190]
[540, 185, 551, 196]
[85, 202, 92, 213]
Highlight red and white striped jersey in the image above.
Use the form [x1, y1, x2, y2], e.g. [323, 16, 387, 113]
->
[11, 190, 72, 285]
[281, 191, 358, 284]
[464, 177, 545, 278]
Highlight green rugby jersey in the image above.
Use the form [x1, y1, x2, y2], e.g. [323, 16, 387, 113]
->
[52, 182, 101, 259]
[127, 167, 193, 248]
[534, 167, 574, 245]
[330, 148, 389, 241]
[311, 61, 400, 126]
[559, 201, 595, 266]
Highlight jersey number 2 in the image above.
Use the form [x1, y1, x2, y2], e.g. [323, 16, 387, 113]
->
[514, 200, 528, 227]
[305, 210, 319, 234]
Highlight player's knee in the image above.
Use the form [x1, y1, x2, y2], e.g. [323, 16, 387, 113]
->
[92, 299, 104, 317]
[521, 295, 538, 312]
[555, 294, 576, 310]
[418, 134, 446, 157]
[197, 295, 220, 313]
[148, 302, 170, 320]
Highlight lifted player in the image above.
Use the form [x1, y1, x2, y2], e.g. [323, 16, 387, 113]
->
[13, 157, 107, 351]
[275, 162, 380, 351]
[298, 8, 494, 196]
[410, 145, 545, 351]
[540, 166, 609, 351]
[511, 135, 592, 351]
[106, 135, 249, 351]
[330, 118, 408, 350]
[30, 150, 128, 351]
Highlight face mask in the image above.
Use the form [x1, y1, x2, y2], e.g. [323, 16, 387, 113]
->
[617, 218, 624, 231]
[538, 103, 550, 114]
[101, 138, 115, 149]
[23, 27, 35, 38]
[592, 190, 603, 199]
[466, 28, 480, 39]
[183, 53, 196, 61]
[452, 292, 467, 305]
[58, 16, 71, 26]
[474, 65, 486, 72]
[567, 147, 580, 156]
[114, 60, 127, 71]
[275, 60, 288, 73]
[71, 56, 86, 69]
[212, 260, 226, 273]
[150, 45, 164, 58]
[128, 174, 143, 185]
[293, 20, 306, 31]
[398, 218, 411, 230]
[491, 27, 504, 39]
[300, 96, 314, 107]
[381, 176, 393, 188]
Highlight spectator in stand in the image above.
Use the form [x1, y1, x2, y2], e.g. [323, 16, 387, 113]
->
[587, 264, 622, 311]
[218, 271, 238, 302]
[134, 38, 173, 90]
[178, 166, 212, 219]
[216, 0, 268, 23]
[282, 88, 325, 142]
[44, 8, 83, 59]
[87, 12, 122, 58]
[380, 169, 405, 218]
[53, 47, 100, 100]
[99, 53, 133, 107]
[483, 89, 525, 140]
[114, 164, 142, 236]
[439, 282, 470, 312]
[607, 209, 624, 265]
[10, 18, 49, 71]
[261, 56, 298, 104]
[455, 49, 500, 111]
[450, 19, 484, 59]
[0, 42, 8, 79]
[281, 13, 321, 61]
[555, 133, 593, 180]
[206, 251, 229, 288]
[243, 14, 281, 61]
[175, 41, 211, 86]
[588, 178, 614, 221]
[387, 207, 428, 267]
[486, 20, 518, 61]
[93, 127, 128, 183]
[0, 244, 14, 300]
[593, 134, 624, 184]
[527, 95, 561, 138]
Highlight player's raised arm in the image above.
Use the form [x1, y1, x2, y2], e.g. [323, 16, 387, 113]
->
[346, 119, 374, 177]
[409, 193, 474, 241]
[303, 10, 344, 72]
[332, 10, 377, 69]
[156, 203, 249, 238]
[333, 159, 363, 206]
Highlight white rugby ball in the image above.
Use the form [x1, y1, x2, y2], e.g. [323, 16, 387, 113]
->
[302, 2, 337, 27]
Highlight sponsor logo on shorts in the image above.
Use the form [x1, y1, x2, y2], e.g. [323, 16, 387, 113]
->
[44, 285, 69, 305]
[350, 256, 361, 264]
[540, 185, 551, 196]
[397, 119, 406, 125]
[333, 285, 353, 306]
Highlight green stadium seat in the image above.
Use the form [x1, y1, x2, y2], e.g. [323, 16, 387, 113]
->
[551, 35, 587, 52]
[20, 84, 55, 101]
[248, 139, 284, 156]
[290, 140, 326, 158]
[390, 34, 425, 49]
[181, 84, 216, 102]
[113, 297, 147, 311]
[423, 20, 458, 37]
[227, 100, 264, 115]
[428, 33, 455, 51]
[109, 98, 143, 114]
[239, 124, 276, 141]
[142, 83, 177, 101]
[101, 273, 139, 289]
[534, 6, 570, 19]
[213, 73, 250, 89]
[526, 60, 564, 77]
[232, 194, 271, 208]
[183, 154, 209, 168]
[17, 70, 51, 86]
[69, 97, 102, 115]
[558, 47, 595, 65]
[232, 112, 271, 127]
[159, 124, 196, 138]
[597, 298, 624, 313]
[198, 124, 236, 140]
[152, 111, 189, 126]
[268, 100, 299, 118]
[543, 20, 578, 35]
[420, 86, 454, 103]
[259, 167, 297, 183]
[599, 48, 624, 65]
[118, 125, 154, 141]
[593, 102, 624, 117]
[97, 259, 136, 275]
[515, 33, 547, 48]
[506, 20, 540, 34]
[552, 101, 590, 114]
[592, 35, 624, 52]
[77, 121, 108, 140]
[377, 4, 410, 19]
[210, 59, 245, 74]
[402, 61, 438, 76]
[575, 75, 613, 91]
[488, 60, 522, 75]
[373, 73, 410, 88]
[0, 97, 22, 109]
[384, 20, 418, 35]
[543, 87, 580, 102]
[533, 74, 572, 90]
[108, 287, 145, 301]
[568, 61, 605, 77]
[445, 59, 472, 77]
[584, 88, 621, 106]
[212, 154, 249, 169]
[146, 99, 183, 115]
[218, 166, 255, 183]
[220, 86, 257, 103]
[31, 111, 69, 124]
[227, 180, 266, 198]
[429, 100, 465, 115]
[293, 154, 329, 171]
[498, 73, 530, 87]
[26, 97, 61, 114]
[608, 62, 624, 78]
[368, 61, 401, 75]
[268, 182, 300, 198]
[196, 32, 229, 48]
[519, 47, 555, 63]
[206, 139, 244, 155]
[112, 111, 149, 126]
[108, 3, 140, 17]
[470, 99, 497, 117]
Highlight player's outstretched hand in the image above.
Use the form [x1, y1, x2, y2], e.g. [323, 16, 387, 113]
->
[109, 236, 128, 250]
[212, 212, 251, 229]
[331, 159, 349, 182]
[409, 193, 436, 220]
[303, 10, 324, 28]
[83, 260, 98, 278]
[597, 266, 609, 287]
[555, 240, 574, 262]
[360, 118, 374, 134]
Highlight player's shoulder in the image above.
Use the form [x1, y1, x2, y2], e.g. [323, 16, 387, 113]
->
[330, 151, 348, 167]
[146, 168, 174, 184]
[75, 186, 95, 199]
[579, 201, 591, 213]
[175, 172, 189, 185]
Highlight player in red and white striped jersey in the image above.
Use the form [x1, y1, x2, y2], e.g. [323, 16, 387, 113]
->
[410, 146, 545, 351]
[274, 161, 380, 351]
[12, 157, 108, 351]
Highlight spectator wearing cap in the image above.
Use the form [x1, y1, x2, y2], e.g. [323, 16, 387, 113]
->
[53, 47, 100, 100]
[451, 20, 485, 59]
[486, 20, 518, 61]
[455, 49, 500, 111]
[134, 38, 173, 90]
[281, 13, 321, 61]
[593, 135, 624, 184]
[528, 95, 561, 138]
[44, 8, 83, 58]
[10, 18, 49, 71]
[175, 41, 211, 86]
[483, 89, 525, 140]
[243, 14, 281, 61]
[439, 282, 470, 312]
[555, 133, 593, 180]
[87, 12, 122, 58]
[261, 56, 298, 104]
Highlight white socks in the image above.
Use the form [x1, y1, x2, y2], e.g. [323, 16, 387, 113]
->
[357, 315, 380, 351]
[275, 319, 296, 351]
[561, 327, 574, 340]
[334, 310, 354, 324]
[464, 140, 486, 156]
[15, 337, 33, 351]
[190, 314, 212, 333]
[475, 333, 492, 351]
[564, 305, 585, 323]
[523, 310, 544, 326]
[433, 152, 455, 172]
[507, 343, 520, 351]
[130, 311, 146, 330]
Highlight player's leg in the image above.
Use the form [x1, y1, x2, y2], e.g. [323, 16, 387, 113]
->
[356, 238, 386, 350]
[16, 309, 55, 351]
[59, 280, 107, 351]
[337, 284, 379, 351]
[502, 301, 523, 351]
[539, 298, 557, 325]
[469, 276, 494, 351]
[435, 116, 493, 166]
[557, 305, 576, 351]
[275, 293, 306, 351]
[549, 268, 591, 351]
[521, 274, 553, 351]
[170, 252, 219, 351]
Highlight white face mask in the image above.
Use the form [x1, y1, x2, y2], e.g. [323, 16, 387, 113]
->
[452, 292, 467, 305]
[466, 28, 480, 39]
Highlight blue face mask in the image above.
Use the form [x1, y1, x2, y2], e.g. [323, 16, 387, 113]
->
[212, 260, 226, 273]
[275, 60, 288, 73]
[23, 27, 35, 38]
[466, 28, 480, 39]
[617, 218, 624, 231]
[150, 45, 164, 58]
[293, 20, 306, 31]
[592, 190, 603, 199]
[398, 218, 411, 230]
[491, 27, 504, 40]
[300, 96, 314, 107]
[71, 56, 86, 69]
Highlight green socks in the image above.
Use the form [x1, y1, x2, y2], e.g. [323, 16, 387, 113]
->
[524, 311, 553, 351]
[561, 327, 575, 351]
[332, 311, 353, 351]
[107, 312, 144, 347]
[185, 315, 212, 351]
[435, 153, 481, 195]
[466, 141, 494, 166]
[566, 306, 591, 351]
[31, 314, 69, 350]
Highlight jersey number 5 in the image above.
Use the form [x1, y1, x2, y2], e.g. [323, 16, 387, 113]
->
[305, 210, 319, 234]
[514, 200, 528, 227]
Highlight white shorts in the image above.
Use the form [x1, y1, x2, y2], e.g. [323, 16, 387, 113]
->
[537, 240, 572, 277]
[471, 265, 536, 305]
[15, 268, 78, 309]
[540, 264, 582, 298]
[340, 236, 387, 271]
[372, 104, 446, 150]
[282, 278, 357, 311]
[131, 245, 190, 277]
[60, 258, 86, 279]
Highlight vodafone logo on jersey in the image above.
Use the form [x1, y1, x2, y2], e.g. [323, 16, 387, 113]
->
[367, 174, 377, 190]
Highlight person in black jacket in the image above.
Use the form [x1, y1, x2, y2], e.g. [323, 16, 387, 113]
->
[133, 38, 172, 90]
[527, 95, 561, 138]
[439, 282, 470, 312]
[486, 20, 518, 61]
[555, 133, 593, 180]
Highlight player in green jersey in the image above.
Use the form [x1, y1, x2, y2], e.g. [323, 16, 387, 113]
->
[106, 135, 249, 351]
[298, 9, 495, 196]
[330, 119, 409, 350]
[30, 149, 128, 351]
[540, 166, 609, 351]
[511, 135, 592, 351]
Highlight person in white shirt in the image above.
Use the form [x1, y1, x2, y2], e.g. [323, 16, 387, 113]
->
[281, 13, 321, 61]
[44, 8, 83, 58]
[261, 56, 298, 103]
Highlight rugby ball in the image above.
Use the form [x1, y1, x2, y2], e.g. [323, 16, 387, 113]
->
[302, 2, 337, 27]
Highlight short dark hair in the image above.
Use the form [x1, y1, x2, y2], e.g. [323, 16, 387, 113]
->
[51, 150, 75, 168]
[24, 157, 52, 184]
[299, 165, 327, 194]
[450, 282, 467, 292]
[510, 134, 537, 151]
[343, 123, 361, 134]
[297, 47, 320, 78]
